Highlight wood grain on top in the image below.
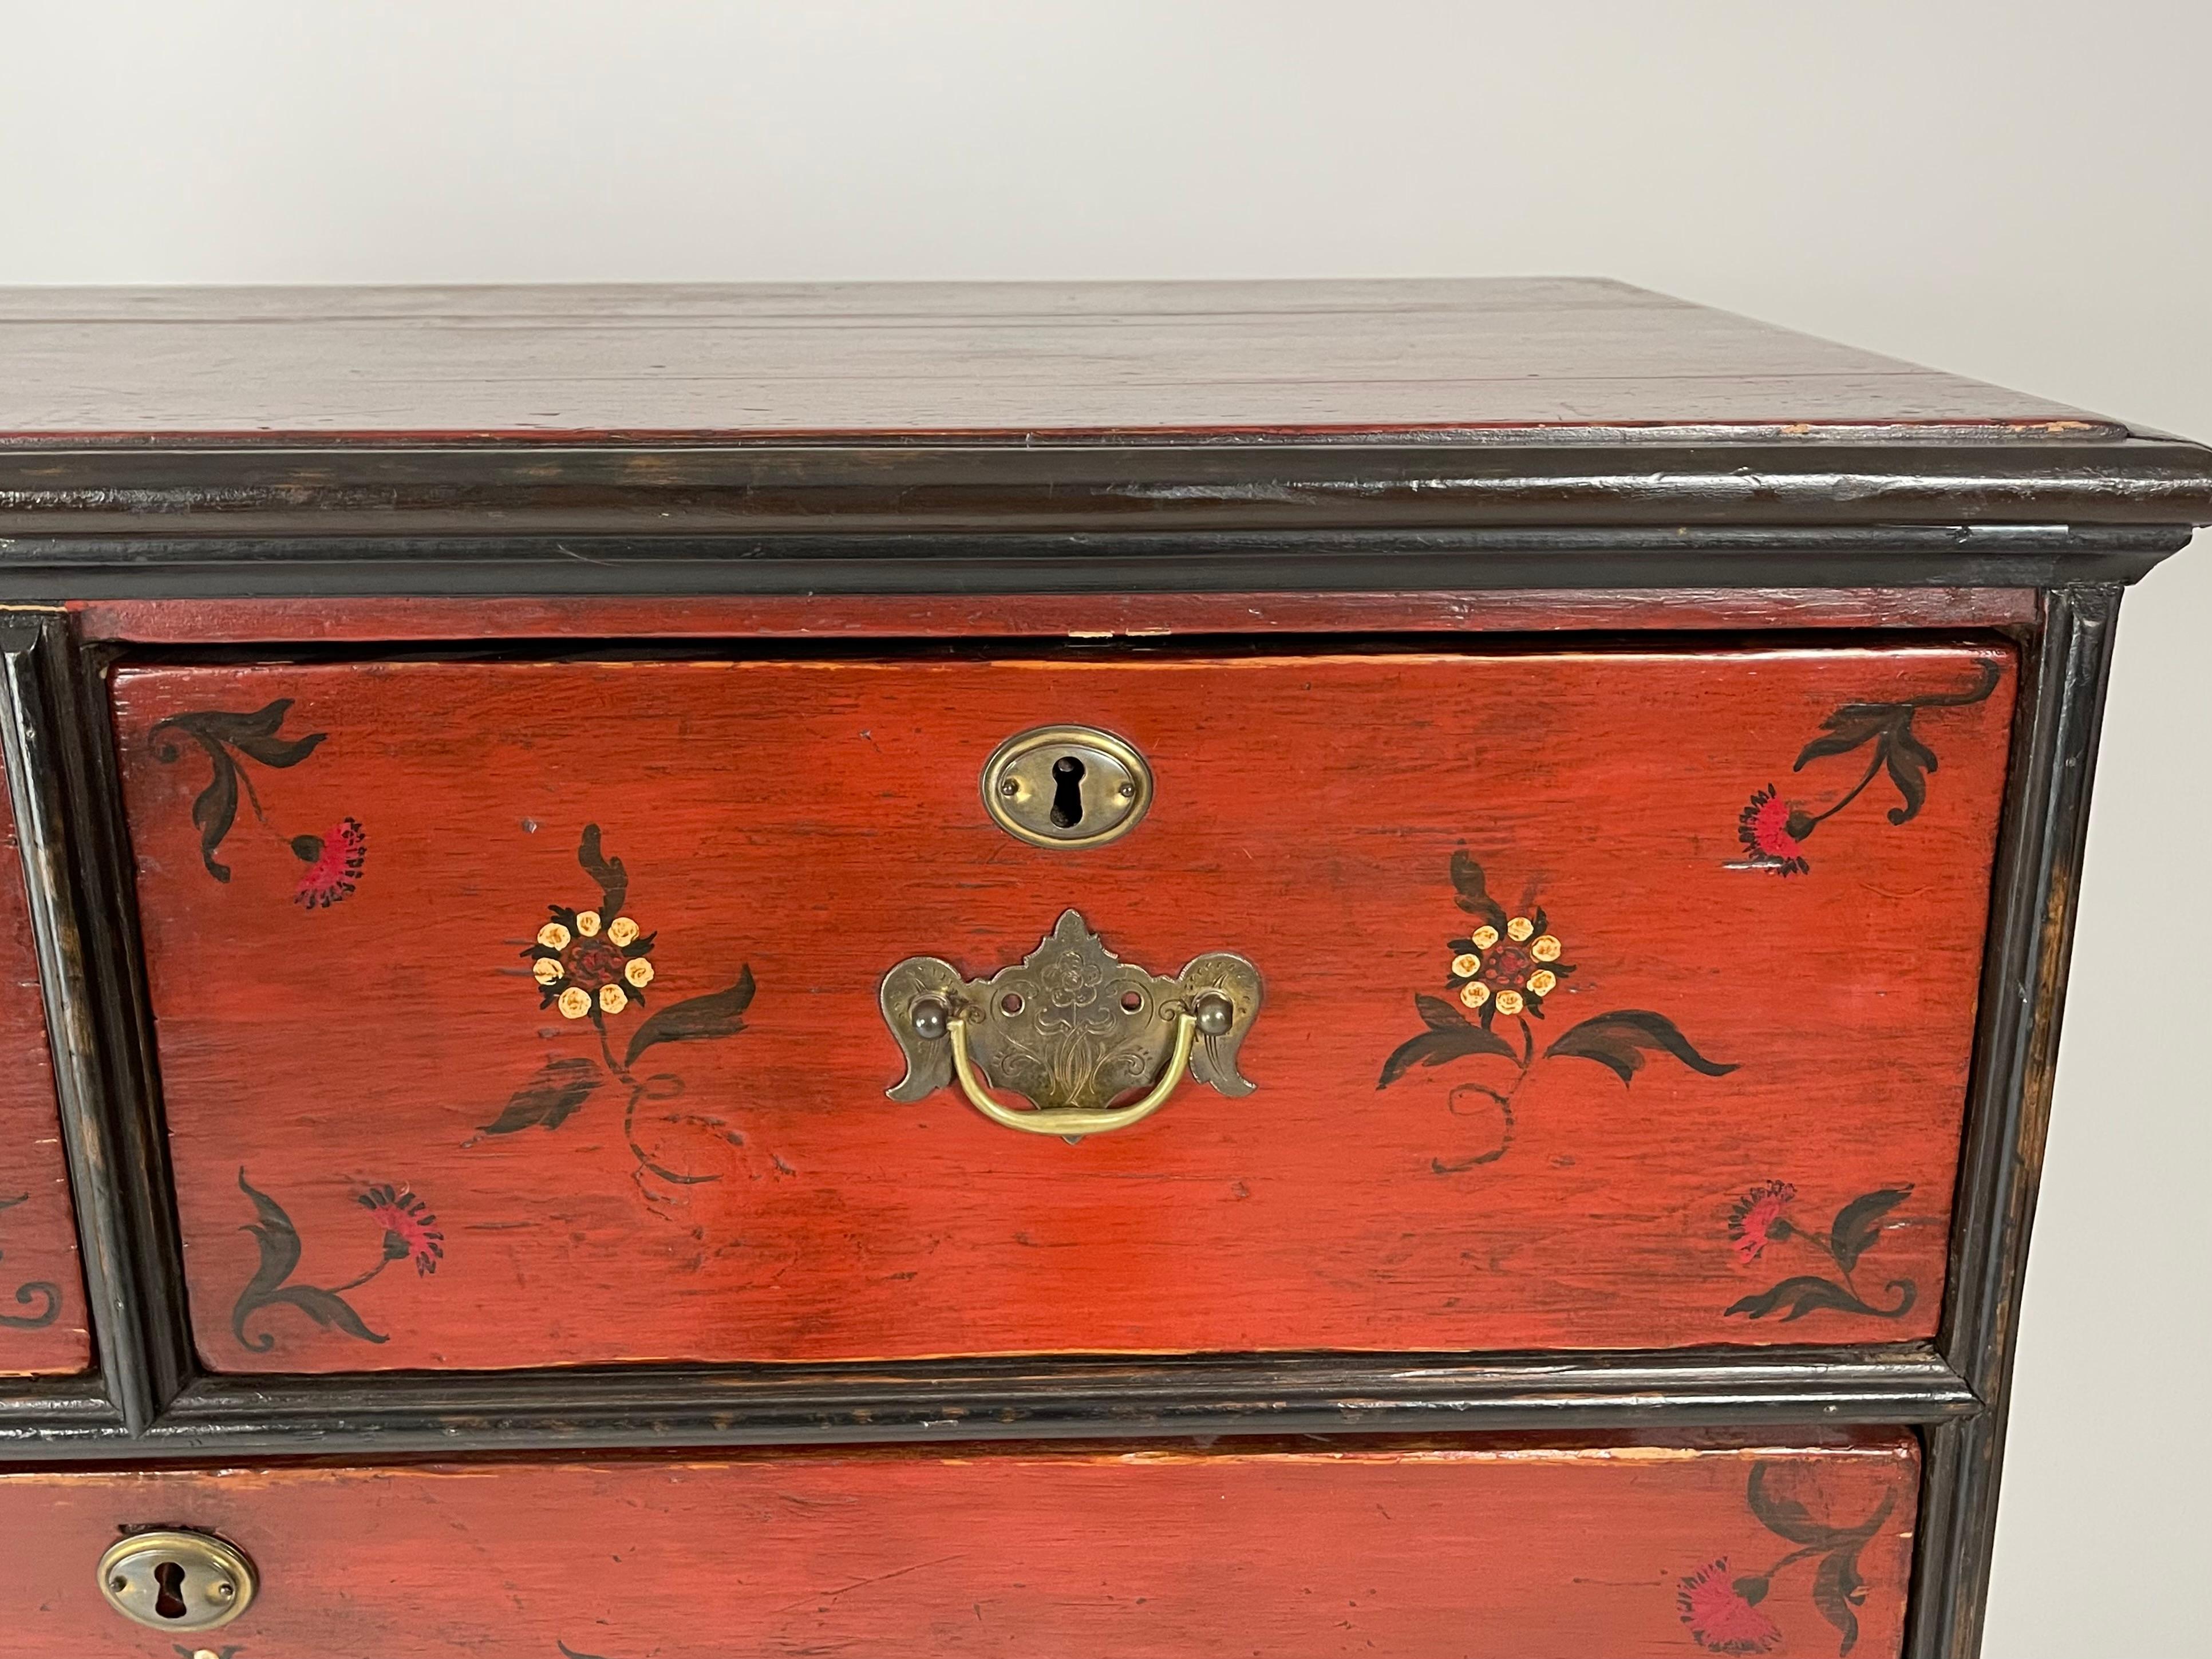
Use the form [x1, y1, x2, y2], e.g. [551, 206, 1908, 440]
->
[0, 276, 2117, 441]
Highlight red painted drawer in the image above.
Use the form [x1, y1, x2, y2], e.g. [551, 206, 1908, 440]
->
[0, 797, 86, 1374]
[111, 645, 2013, 1372]
[10, 1432, 1917, 1658]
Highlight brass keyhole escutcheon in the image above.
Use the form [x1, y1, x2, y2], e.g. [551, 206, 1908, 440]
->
[982, 725, 1152, 849]
[97, 1529, 257, 1632]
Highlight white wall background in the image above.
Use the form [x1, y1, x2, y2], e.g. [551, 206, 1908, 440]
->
[2, 5, 2203, 1653]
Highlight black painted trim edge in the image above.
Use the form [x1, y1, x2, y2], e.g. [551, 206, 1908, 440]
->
[1907, 585, 2120, 1659]
[0, 614, 191, 1433]
[0, 1346, 1976, 1460]
[0, 524, 2190, 604]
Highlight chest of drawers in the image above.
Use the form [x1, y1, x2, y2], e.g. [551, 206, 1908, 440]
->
[0, 278, 2203, 1658]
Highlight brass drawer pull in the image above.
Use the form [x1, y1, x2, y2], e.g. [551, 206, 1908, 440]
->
[881, 909, 1261, 1136]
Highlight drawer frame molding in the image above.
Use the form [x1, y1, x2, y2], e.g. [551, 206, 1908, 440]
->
[0, 580, 2128, 1659]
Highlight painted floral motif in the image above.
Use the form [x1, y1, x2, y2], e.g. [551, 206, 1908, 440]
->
[1378, 853, 1736, 1167]
[1678, 1559, 1784, 1654]
[479, 825, 756, 1201]
[1678, 1462, 1900, 1655]
[175, 1646, 242, 1659]
[1731, 660, 2002, 876]
[358, 1184, 445, 1276]
[0, 1192, 61, 1331]
[295, 816, 368, 908]
[231, 1170, 443, 1350]
[1445, 909, 1572, 1022]
[1728, 1180, 1798, 1265]
[151, 699, 365, 905]
[1724, 1183, 1916, 1323]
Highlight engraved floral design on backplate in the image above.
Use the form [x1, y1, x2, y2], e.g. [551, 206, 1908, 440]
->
[879, 908, 1262, 1124]
[475, 824, 757, 1207]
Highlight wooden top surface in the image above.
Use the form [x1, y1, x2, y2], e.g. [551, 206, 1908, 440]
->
[0, 276, 2120, 442]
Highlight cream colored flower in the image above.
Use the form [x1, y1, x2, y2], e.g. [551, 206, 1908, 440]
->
[557, 986, 591, 1019]
[1531, 934, 1562, 962]
[625, 957, 654, 988]
[1506, 916, 1534, 943]
[1527, 969, 1558, 996]
[1451, 951, 1481, 977]
[575, 910, 601, 938]
[1494, 988, 1526, 1016]
[538, 921, 571, 951]
[1459, 981, 1490, 1009]
[598, 983, 627, 1014]
[1470, 925, 1500, 949]
[532, 957, 563, 985]
[607, 917, 639, 947]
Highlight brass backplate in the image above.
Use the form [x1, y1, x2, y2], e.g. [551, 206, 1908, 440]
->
[881, 908, 1262, 1113]
[981, 725, 1152, 848]
[97, 1528, 258, 1633]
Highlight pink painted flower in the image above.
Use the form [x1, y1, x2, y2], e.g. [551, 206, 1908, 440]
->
[293, 817, 366, 908]
[1678, 1558, 1782, 1654]
[1737, 786, 1812, 876]
[357, 1184, 443, 1275]
[1728, 1181, 1798, 1264]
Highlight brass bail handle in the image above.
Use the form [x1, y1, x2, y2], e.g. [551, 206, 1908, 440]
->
[879, 910, 1262, 1136]
[936, 995, 1217, 1136]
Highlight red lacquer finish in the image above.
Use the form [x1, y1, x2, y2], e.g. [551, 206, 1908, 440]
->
[3, 1432, 1918, 1658]
[70, 586, 2039, 645]
[0, 803, 86, 1374]
[111, 645, 2015, 1372]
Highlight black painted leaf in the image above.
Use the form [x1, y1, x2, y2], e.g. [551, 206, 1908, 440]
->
[187, 699, 294, 742]
[626, 966, 756, 1068]
[265, 1284, 387, 1345]
[1448, 851, 1509, 930]
[186, 746, 242, 882]
[1415, 992, 1472, 1032]
[1830, 1186, 1913, 1273]
[232, 1170, 306, 1353]
[1746, 1461, 1840, 1547]
[1883, 724, 1937, 825]
[577, 821, 628, 918]
[1544, 1010, 1737, 1085]
[1919, 657, 2004, 709]
[1724, 1275, 1873, 1322]
[1377, 1021, 1516, 1089]
[230, 728, 327, 768]
[235, 1169, 301, 1302]
[1812, 1544, 1869, 1656]
[1792, 707, 1894, 769]
[481, 1058, 605, 1135]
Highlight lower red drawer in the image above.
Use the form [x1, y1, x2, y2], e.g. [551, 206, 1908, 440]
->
[11, 1432, 1917, 1658]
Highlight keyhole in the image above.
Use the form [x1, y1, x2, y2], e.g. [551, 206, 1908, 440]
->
[153, 1559, 190, 1621]
[1049, 755, 1086, 829]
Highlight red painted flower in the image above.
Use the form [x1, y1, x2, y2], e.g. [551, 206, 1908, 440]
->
[292, 817, 367, 908]
[1728, 1180, 1797, 1264]
[1678, 1558, 1782, 1654]
[357, 1184, 443, 1275]
[1737, 786, 1812, 876]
